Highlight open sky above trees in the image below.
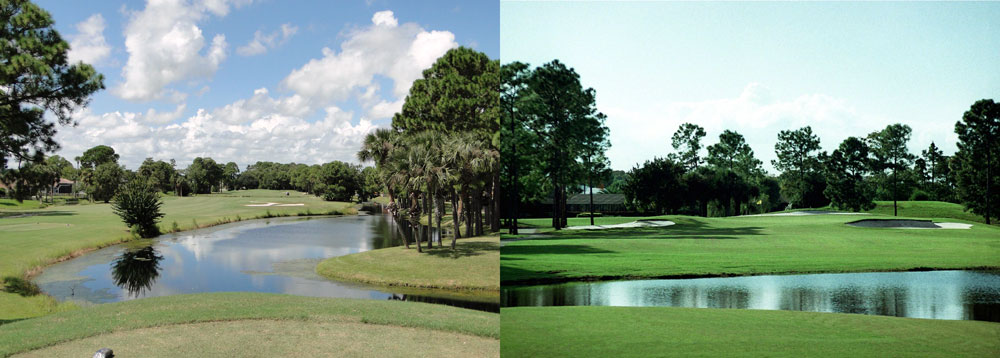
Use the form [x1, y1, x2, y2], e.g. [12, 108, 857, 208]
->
[33, 0, 498, 169]
[501, 1, 999, 171]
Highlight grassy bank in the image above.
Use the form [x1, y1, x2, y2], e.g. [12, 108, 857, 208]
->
[501, 214, 1000, 284]
[0, 190, 353, 320]
[317, 235, 500, 293]
[0, 292, 498, 357]
[501, 306, 999, 358]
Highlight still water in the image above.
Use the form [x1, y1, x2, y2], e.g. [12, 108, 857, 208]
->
[36, 215, 497, 312]
[501, 270, 1000, 322]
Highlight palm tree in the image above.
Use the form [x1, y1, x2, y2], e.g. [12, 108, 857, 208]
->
[443, 133, 495, 246]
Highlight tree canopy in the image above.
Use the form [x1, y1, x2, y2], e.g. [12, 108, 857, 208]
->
[0, 0, 104, 169]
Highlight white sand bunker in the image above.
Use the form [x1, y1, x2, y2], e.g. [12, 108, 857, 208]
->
[744, 210, 868, 217]
[566, 220, 675, 230]
[244, 202, 305, 207]
[847, 219, 972, 229]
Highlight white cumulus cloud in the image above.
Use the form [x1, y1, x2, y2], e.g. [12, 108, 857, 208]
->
[236, 23, 298, 56]
[67, 14, 111, 65]
[282, 10, 457, 119]
[115, 0, 250, 101]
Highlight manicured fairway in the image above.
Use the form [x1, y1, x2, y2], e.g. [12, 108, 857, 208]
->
[501, 306, 1000, 358]
[0, 190, 352, 320]
[317, 235, 500, 293]
[0, 292, 498, 357]
[501, 214, 1000, 284]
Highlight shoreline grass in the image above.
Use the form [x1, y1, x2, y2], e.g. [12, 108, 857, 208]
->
[0, 292, 499, 357]
[501, 306, 1000, 358]
[317, 235, 500, 293]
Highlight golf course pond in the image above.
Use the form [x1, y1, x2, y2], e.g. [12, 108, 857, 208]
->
[35, 214, 498, 312]
[501, 270, 1000, 322]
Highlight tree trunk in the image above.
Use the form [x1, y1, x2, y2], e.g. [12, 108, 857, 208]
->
[589, 175, 595, 226]
[436, 192, 443, 246]
[464, 189, 474, 237]
[451, 190, 460, 249]
[475, 190, 483, 236]
[491, 173, 500, 232]
[452, 190, 462, 240]
[411, 192, 422, 253]
[425, 191, 432, 249]
[893, 165, 898, 216]
[560, 185, 568, 228]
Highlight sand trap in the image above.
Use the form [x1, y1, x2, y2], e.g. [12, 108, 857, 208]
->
[846, 219, 972, 229]
[744, 210, 868, 217]
[565, 220, 675, 230]
[244, 202, 305, 207]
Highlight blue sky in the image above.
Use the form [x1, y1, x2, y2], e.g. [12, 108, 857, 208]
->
[36, 0, 498, 169]
[502, 1, 999, 171]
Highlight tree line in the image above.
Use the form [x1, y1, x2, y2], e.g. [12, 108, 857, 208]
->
[500, 59, 998, 226]
[0, 143, 379, 205]
[359, 47, 500, 252]
[609, 99, 999, 224]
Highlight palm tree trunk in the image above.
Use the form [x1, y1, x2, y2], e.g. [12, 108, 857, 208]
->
[425, 192, 432, 249]
[491, 173, 500, 232]
[411, 192, 422, 253]
[436, 192, 443, 246]
[452, 190, 462, 241]
[475, 189, 483, 236]
[463, 187, 473, 238]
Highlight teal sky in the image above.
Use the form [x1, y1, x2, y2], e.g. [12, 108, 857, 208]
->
[502, 1, 1000, 171]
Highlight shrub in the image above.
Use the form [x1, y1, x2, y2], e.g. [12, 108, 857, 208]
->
[909, 190, 931, 201]
[112, 179, 165, 238]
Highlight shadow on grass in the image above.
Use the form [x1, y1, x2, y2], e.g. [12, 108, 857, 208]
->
[543, 217, 764, 240]
[423, 241, 499, 259]
[0, 210, 78, 219]
[0, 318, 26, 326]
[501, 244, 615, 256]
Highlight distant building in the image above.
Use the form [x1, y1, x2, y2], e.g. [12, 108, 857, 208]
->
[53, 178, 74, 194]
[566, 193, 626, 214]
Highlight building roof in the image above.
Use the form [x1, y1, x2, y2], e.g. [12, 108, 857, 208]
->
[567, 193, 625, 205]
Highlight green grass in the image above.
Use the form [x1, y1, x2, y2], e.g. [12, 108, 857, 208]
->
[501, 213, 1000, 284]
[501, 306, 1000, 358]
[864, 200, 992, 224]
[0, 190, 353, 320]
[0, 292, 498, 357]
[317, 235, 500, 293]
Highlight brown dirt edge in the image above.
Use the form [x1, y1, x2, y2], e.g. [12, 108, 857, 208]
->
[499, 265, 1000, 287]
[6, 212, 355, 289]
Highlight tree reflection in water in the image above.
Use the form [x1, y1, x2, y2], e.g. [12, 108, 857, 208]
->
[111, 245, 163, 297]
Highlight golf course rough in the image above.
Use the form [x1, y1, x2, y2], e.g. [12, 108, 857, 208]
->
[0, 292, 499, 357]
